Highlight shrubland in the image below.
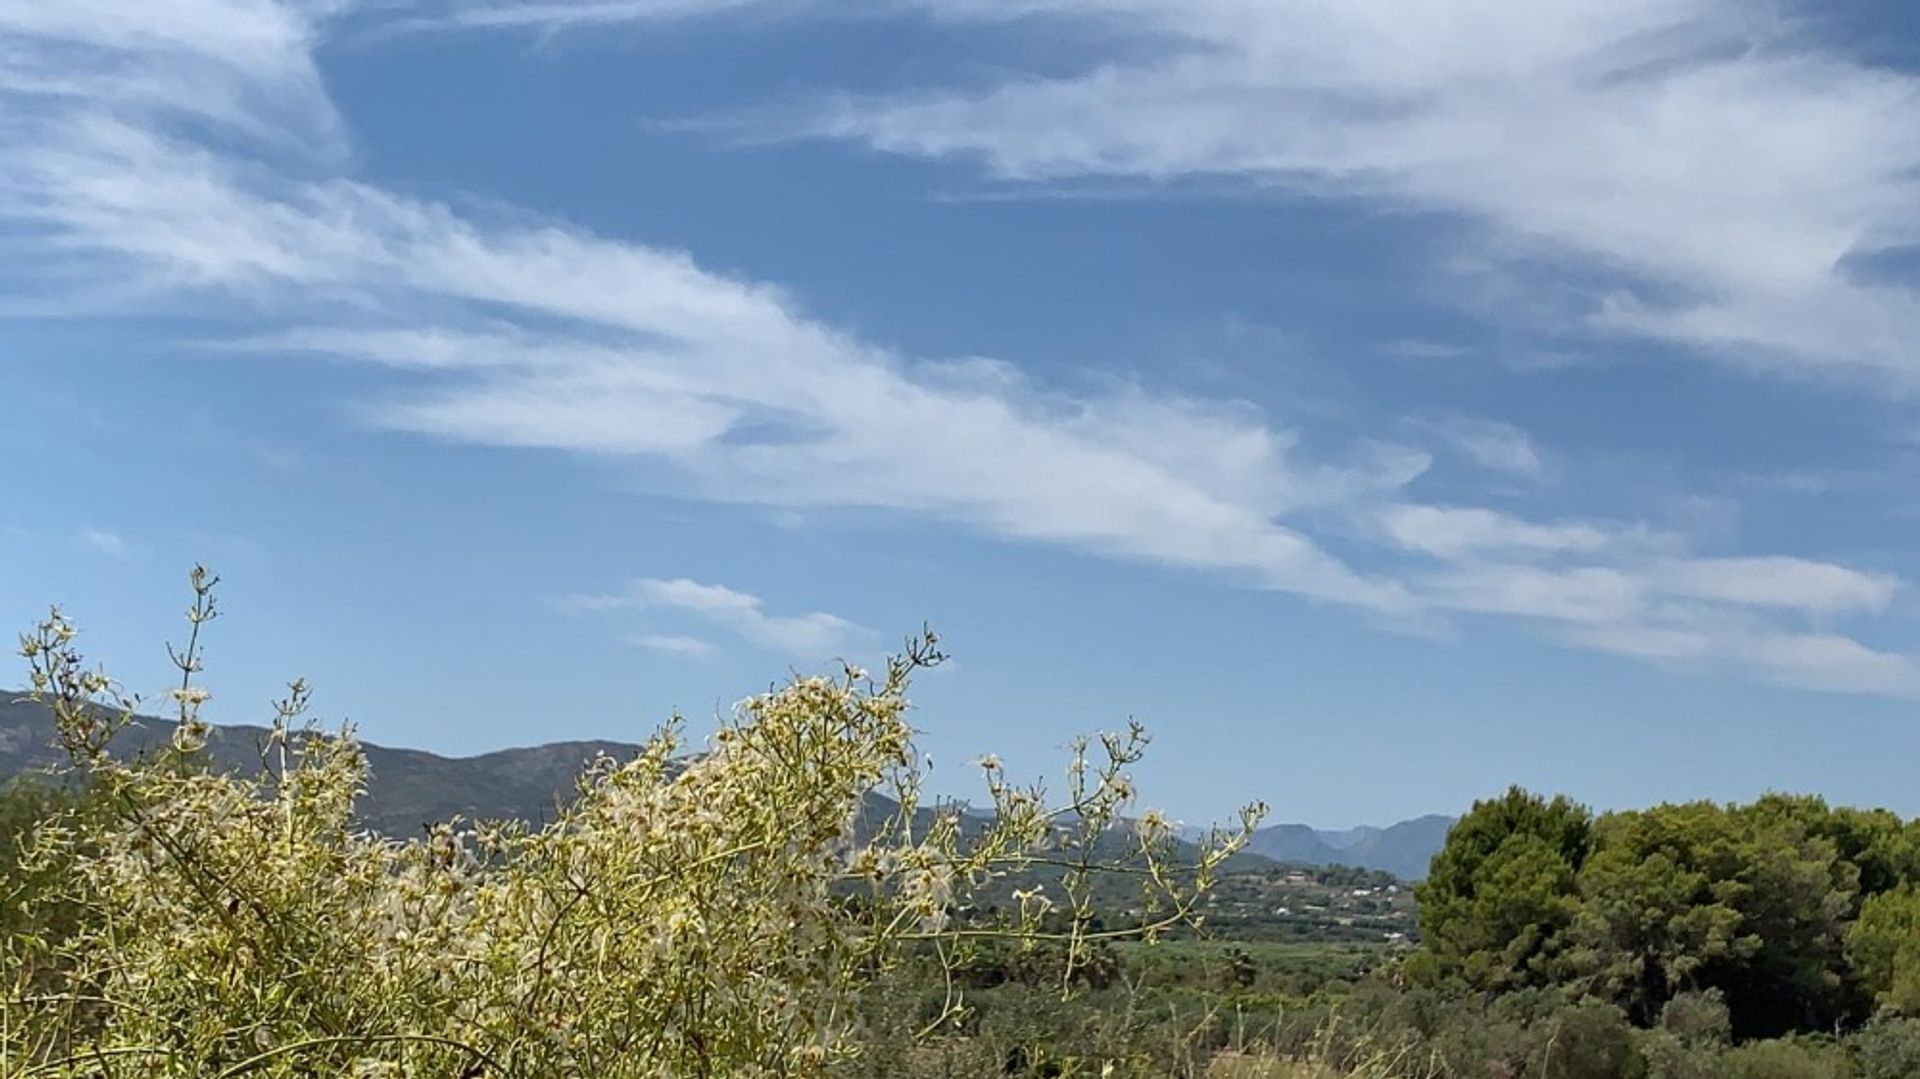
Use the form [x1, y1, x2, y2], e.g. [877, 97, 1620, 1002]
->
[5, 569, 1920, 1079]
[0, 568, 1260, 1077]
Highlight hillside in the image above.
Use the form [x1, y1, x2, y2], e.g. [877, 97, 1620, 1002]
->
[2, 691, 638, 836]
[3, 691, 1451, 875]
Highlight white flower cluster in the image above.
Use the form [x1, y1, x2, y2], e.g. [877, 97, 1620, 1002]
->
[4, 587, 1263, 1077]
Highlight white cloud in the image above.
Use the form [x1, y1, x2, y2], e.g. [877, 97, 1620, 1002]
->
[0, 2, 1411, 612]
[77, 526, 131, 558]
[1567, 623, 1920, 699]
[4, 0, 1920, 701]
[1396, 525, 1918, 694]
[381, 0, 763, 31]
[579, 578, 863, 656]
[1370, 488, 1914, 693]
[1654, 557, 1899, 617]
[770, 0, 1920, 384]
[1415, 416, 1544, 480]
[1739, 632, 1920, 698]
[0, 0, 344, 162]
[0, 110, 1412, 610]
[1423, 563, 1646, 628]
[1379, 506, 1610, 560]
[630, 633, 717, 658]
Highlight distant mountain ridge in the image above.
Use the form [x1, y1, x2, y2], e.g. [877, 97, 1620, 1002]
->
[1186, 816, 1455, 881]
[3, 691, 1453, 877]
[1, 690, 639, 836]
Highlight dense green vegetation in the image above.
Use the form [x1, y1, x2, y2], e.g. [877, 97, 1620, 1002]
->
[850, 784, 1920, 1075]
[4, 572, 1920, 1078]
[1412, 787, 1920, 1038]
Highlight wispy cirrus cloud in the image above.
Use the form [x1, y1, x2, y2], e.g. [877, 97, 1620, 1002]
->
[1655, 557, 1900, 617]
[1385, 507, 1918, 696]
[629, 633, 718, 659]
[370, 0, 765, 32]
[1377, 506, 1615, 561]
[325, 1, 1920, 385]
[575, 579, 863, 656]
[1413, 417, 1545, 481]
[3, 0, 1918, 699]
[761, 0, 1920, 386]
[77, 527, 132, 558]
[0, 0, 1414, 614]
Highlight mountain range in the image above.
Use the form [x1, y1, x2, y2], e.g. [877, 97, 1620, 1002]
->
[1239, 818, 1456, 881]
[2, 691, 1453, 879]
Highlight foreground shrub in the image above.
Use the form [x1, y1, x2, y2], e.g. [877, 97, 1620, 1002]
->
[1, 569, 1259, 1077]
[1714, 1038, 1849, 1079]
[1660, 991, 1733, 1049]
[1853, 1016, 1920, 1079]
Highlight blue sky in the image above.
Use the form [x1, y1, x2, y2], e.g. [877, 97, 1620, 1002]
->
[7, 1, 1920, 828]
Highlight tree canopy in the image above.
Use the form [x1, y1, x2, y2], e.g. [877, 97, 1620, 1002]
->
[1416, 788, 1920, 1040]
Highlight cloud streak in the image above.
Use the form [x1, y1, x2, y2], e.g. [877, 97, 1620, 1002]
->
[766, 0, 1920, 386]
[0, 15, 1414, 613]
[1415, 417, 1544, 480]
[77, 527, 132, 558]
[377, 0, 764, 31]
[630, 633, 718, 659]
[577, 579, 864, 656]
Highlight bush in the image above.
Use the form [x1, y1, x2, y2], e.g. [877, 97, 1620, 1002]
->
[1430, 993, 1641, 1079]
[1853, 1016, 1920, 1079]
[1639, 1031, 1720, 1079]
[1661, 990, 1733, 1048]
[1720, 1039, 1851, 1079]
[1, 570, 1261, 1077]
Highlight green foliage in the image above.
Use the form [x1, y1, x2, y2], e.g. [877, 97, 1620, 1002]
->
[1643, 1035, 1850, 1079]
[1414, 787, 1592, 992]
[0, 777, 73, 940]
[1416, 786, 1911, 1041]
[849, 963, 1920, 1078]
[1746, 795, 1917, 903]
[0, 773, 109, 1018]
[14, 567, 1920, 1079]
[1659, 991, 1732, 1049]
[1849, 884, 1920, 1018]
[1712, 1038, 1849, 1079]
[1568, 803, 1754, 1025]
[0, 570, 1262, 1078]
[1570, 802, 1858, 1035]
[1429, 993, 1640, 1079]
[1852, 1016, 1920, 1079]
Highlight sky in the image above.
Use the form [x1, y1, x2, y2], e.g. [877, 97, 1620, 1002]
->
[6, 0, 1920, 829]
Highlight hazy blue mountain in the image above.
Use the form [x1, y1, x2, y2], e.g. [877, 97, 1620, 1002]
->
[1335, 815, 1457, 880]
[1243, 815, 1456, 881]
[1316, 825, 1383, 851]
[1245, 823, 1345, 866]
